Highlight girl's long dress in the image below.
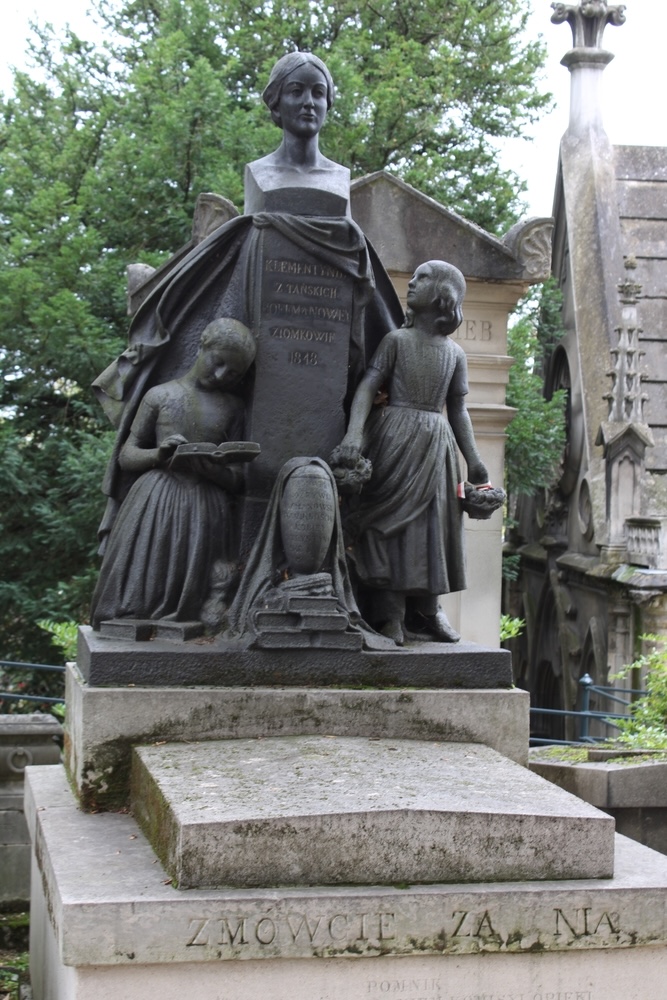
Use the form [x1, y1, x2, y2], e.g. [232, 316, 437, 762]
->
[350, 328, 468, 596]
[90, 468, 231, 628]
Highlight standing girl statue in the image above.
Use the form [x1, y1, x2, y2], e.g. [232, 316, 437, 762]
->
[332, 261, 494, 646]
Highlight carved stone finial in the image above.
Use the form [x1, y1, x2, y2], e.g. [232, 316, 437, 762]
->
[605, 273, 648, 424]
[551, 1, 626, 49]
[618, 278, 642, 305]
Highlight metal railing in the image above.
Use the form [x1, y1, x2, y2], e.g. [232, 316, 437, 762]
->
[0, 660, 66, 706]
[530, 673, 643, 745]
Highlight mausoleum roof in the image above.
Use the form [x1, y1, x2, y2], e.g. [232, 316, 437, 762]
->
[351, 170, 552, 284]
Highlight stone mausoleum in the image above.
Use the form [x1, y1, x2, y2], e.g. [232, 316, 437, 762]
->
[507, 0, 667, 735]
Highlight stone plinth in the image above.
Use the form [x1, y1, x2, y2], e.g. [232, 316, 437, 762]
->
[0, 781, 32, 908]
[25, 765, 667, 1000]
[132, 738, 614, 889]
[76, 626, 512, 688]
[64, 664, 529, 811]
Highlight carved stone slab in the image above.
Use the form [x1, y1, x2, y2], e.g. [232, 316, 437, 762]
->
[64, 665, 529, 811]
[131, 738, 614, 889]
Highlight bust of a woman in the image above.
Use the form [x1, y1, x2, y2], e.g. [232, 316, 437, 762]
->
[244, 52, 350, 217]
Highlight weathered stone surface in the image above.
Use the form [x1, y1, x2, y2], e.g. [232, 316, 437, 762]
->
[65, 664, 529, 810]
[0, 717, 61, 907]
[350, 172, 548, 282]
[0, 843, 30, 906]
[1, 808, 29, 844]
[77, 626, 512, 688]
[132, 738, 614, 888]
[27, 924, 667, 1000]
[0, 713, 62, 779]
[0, 778, 32, 906]
[530, 752, 667, 855]
[530, 754, 667, 809]
[24, 765, 667, 992]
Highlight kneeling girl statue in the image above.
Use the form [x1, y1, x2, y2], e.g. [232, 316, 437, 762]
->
[91, 320, 256, 628]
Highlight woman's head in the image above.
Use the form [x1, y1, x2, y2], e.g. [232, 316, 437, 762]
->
[405, 260, 466, 334]
[263, 52, 335, 130]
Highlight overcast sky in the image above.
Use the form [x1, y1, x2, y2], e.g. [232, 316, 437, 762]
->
[2, 0, 666, 219]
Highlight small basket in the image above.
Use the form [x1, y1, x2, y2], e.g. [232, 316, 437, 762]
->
[461, 484, 506, 520]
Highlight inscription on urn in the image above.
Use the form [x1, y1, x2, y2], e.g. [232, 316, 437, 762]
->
[280, 464, 336, 575]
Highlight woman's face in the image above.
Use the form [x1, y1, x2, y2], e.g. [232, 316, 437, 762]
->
[276, 63, 329, 137]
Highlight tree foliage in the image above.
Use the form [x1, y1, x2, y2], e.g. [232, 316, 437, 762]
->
[0, 0, 550, 662]
[505, 279, 567, 500]
[611, 636, 667, 751]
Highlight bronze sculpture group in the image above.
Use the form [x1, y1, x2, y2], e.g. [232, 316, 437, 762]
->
[91, 53, 500, 647]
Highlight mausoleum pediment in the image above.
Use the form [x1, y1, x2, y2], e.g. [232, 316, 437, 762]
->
[351, 170, 552, 282]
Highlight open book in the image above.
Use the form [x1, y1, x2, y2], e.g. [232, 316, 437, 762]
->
[169, 440, 260, 472]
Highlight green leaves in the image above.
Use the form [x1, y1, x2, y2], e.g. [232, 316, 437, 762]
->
[610, 636, 667, 750]
[0, 424, 114, 661]
[505, 279, 567, 498]
[96, 0, 549, 230]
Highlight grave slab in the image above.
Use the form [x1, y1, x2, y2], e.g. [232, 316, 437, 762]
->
[131, 738, 615, 888]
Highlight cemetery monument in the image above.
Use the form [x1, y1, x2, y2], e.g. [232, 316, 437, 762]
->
[25, 17, 667, 1000]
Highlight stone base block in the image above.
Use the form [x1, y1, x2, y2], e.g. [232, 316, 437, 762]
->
[530, 753, 667, 809]
[0, 842, 31, 908]
[132, 738, 614, 888]
[530, 751, 667, 856]
[64, 665, 529, 811]
[0, 716, 61, 908]
[77, 626, 511, 688]
[25, 766, 667, 1000]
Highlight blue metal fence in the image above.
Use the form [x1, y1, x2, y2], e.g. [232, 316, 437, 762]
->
[530, 672, 642, 745]
[0, 660, 66, 706]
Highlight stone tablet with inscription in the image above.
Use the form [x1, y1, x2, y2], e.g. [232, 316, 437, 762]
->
[245, 228, 355, 504]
